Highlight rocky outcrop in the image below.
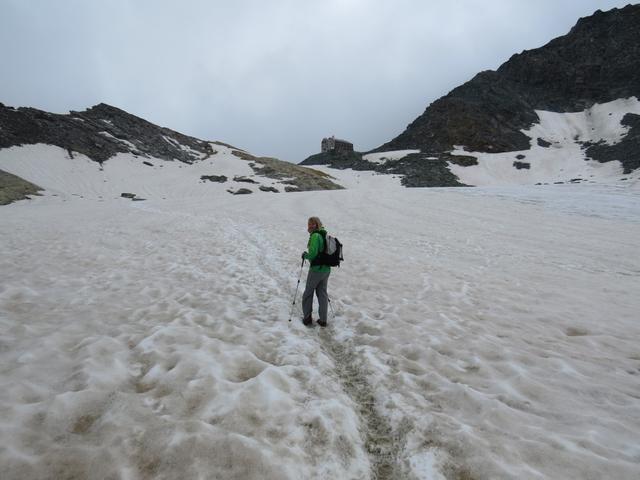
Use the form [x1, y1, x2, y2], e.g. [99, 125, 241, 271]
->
[300, 151, 371, 170]
[201, 175, 228, 183]
[513, 161, 531, 170]
[301, 150, 468, 187]
[0, 103, 213, 164]
[0, 169, 42, 205]
[385, 154, 469, 187]
[229, 188, 252, 195]
[233, 176, 259, 184]
[584, 113, 640, 173]
[376, 72, 537, 155]
[236, 151, 344, 192]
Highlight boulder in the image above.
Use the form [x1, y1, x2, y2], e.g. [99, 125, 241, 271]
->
[513, 161, 531, 170]
[233, 176, 259, 184]
[201, 175, 227, 183]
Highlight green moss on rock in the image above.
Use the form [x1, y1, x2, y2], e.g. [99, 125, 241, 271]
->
[0, 169, 43, 205]
[233, 152, 343, 192]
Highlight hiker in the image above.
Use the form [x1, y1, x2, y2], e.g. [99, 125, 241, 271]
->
[301, 216, 331, 327]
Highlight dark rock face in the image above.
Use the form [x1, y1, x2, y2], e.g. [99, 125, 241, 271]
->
[0, 103, 213, 164]
[377, 72, 537, 154]
[447, 155, 478, 167]
[300, 5, 640, 186]
[259, 185, 279, 193]
[376, 5, 640, 156]
[498, 8, 640, 111]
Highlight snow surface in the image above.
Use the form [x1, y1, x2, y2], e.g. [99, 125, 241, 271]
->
[0, 144, 283, 201]
[1, 146, 640, 479]
[449, 97, 640, 187]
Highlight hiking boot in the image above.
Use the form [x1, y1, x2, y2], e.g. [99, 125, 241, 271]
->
[317, 319, 327, 327]
[302, 316, 313, 327]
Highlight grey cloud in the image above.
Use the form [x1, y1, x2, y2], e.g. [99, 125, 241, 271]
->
[0, 0, 632, 162]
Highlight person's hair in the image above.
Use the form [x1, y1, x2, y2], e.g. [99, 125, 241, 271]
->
[308, 216, 322, 230]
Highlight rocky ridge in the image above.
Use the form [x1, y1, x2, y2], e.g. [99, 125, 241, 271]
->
[0, 103, 343, 203]
[0, 103, 214, 164]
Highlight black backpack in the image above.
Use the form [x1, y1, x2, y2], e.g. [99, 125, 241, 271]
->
[311, 231, 344, 267]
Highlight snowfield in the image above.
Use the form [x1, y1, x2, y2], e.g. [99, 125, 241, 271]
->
[1, 146, 640, 479]
[448, 97, 640, 187]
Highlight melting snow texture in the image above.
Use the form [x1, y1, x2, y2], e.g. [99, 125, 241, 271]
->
[449, 97, 640, 187]
[1, 144, 640, 479]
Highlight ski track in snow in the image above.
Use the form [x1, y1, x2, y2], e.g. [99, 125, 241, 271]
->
[1, 154, 640, 478]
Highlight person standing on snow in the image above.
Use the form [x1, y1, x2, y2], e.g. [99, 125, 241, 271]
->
[301, 216, 331, 327]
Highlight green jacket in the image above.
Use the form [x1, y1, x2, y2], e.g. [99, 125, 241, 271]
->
[304, 228, 331, 273]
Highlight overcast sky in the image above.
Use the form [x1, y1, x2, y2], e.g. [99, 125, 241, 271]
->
[0, 0, 634, 162]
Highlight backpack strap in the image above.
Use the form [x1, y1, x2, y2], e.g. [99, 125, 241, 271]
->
[310, 230, 327, 266]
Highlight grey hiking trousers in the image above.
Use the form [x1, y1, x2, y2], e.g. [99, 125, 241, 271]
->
[302, 270, 330, 322]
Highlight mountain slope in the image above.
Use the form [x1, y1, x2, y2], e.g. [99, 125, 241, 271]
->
[302, 4, 640, 187]
[378, 4, 640, 156]
[0, 104, 343, 203]
[0, 103, 214, 164]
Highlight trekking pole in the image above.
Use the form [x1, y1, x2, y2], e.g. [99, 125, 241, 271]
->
[328, 295, 337, 320]
[288, 258, 305, 322]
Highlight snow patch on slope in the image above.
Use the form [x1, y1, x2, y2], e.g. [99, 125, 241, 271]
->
[449, 97, 640, 187]
[0, 143, 285, 201]
[161, 135, 208, 160]
[98, 130, 138, 151]
[529, 97, 640, 146]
